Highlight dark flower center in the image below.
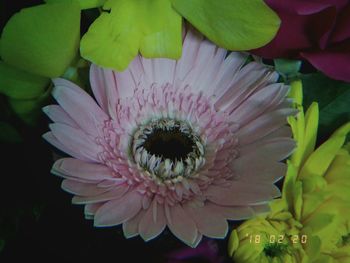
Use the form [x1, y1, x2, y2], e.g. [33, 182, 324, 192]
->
[143, 127, 195, 161]
[341, 233, 350, 246]
[264, 243, 288, 258]
[131, 118, 205, 182]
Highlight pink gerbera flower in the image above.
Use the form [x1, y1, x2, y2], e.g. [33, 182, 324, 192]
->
[43, 29, 295, 247]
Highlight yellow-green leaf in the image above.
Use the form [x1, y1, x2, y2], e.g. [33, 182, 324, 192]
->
[228, 230, 239, 257]
[299, 135, 346, 180]
[288, 80, 303, 106]
[45, 0, 106, 9]
[282, 161, 298, 211]
[293, 181, 303, 221]
[171, 0, 280, 50]
[325, 149, 350, 184]
[303, 234, 321, 260]
[8, 87, 52, 125]
[0, 62, 49, 99]
[0, 1, 81, 77]
[303, 213, 336, 235]
[301, 191, 328, 220]
[302, 102, 319, 164]
[332, 122, 350, 138]
[80, 0, 182, 71]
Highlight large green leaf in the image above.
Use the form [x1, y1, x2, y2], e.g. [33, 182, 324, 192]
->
[0, 62, 49, 99]
[8, 87, 52, 125]
[301, 73, 350, 143]
[171, 0, 280, 50]
[0, 1, 81, 78]
[45, 0, 106, 9]
[80, 0, 182, 71]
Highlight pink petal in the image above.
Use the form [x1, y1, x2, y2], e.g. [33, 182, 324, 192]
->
[175, 29, 203, 81]
[237, 108, 297, 145]
[94, 190, 143, 227]
[190, 233, 203, 248]
[208, 52, 248, 98]
[183, 202, 228, 239]
[231, 148, 288, 183]
[49, 123, 101, 162]
[139, 199, 166, 241]
[84, 203, 103, 216]
[239, 137, 296, 162]
[166, 204, 198, 246]
[214, 62, 273, 111]
[52, 85, 108, 137]
[228, 84, 289, 125]
[188, 46, 227, 94]
[205, 183, 280, 206]
[72, 184, 129, 204]
[89, 64, 118, 113]
[43, 132, 91, 162]
[42, 105, 79, 128]
[61, 179, 110, 196]
[122, 209, 146, 239]
[52, 78, 82, 90]
[52, 158, 114, 182]
[239, 162, 286, 184]
[260, 126, 293, 141]
[115, 56, 143, 99]
[207, 203, 255, 220]
[181, 40, 217, 92]
[152, 58, 177, 85]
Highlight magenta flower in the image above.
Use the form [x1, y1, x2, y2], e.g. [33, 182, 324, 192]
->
[43, 30, 295, 247]
[253, 0, 350, 82]
[166, 239, 223, 263]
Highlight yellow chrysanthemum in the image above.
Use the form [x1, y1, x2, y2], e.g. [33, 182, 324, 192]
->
[228, 199, 309, 263]
[228, 80, 350, 263]
[283, 80, 350, 262]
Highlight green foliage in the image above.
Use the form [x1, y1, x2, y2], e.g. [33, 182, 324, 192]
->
[45, 0, 106, 9]
[0, 62, 49, 100]
[171, 0, 281, 50]
[7, 87, 52, 126]
[81, 0, 182, 71]
[0, 1, 81, 78]
[274, 59, 302, 80]
[301, 73, 350, 142]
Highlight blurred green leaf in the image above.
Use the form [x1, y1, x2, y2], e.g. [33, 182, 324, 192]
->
[0, 122, 22, 143]
[8, 87, 52, 125]
[0, 62, 49, 99]
[301, 73, 350, 142]
[45, 0, 106, 9]
[171, 0, 280, 50]
[0, 1, 81, 78]
[80, 0, 182, 71]
[274, 59, 302, 79]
